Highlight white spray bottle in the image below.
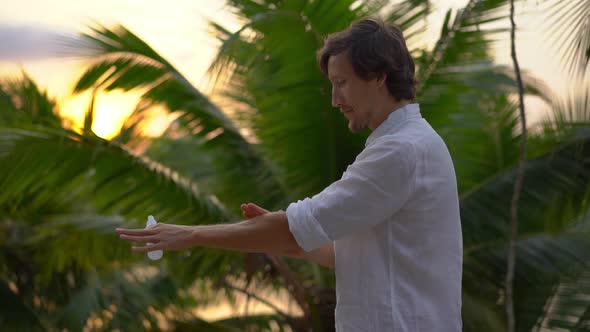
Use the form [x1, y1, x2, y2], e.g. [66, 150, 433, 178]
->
[146, 215, 163, 260]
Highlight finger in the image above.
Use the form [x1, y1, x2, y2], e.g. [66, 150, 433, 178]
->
[241, 203, 257, 219]
[115, 228, 158, 236]
[132, 243, 164, 253]
[241, 203, 268, 219]
[247, 203, 269, 214]
[241, 203, 252, 212]
[119, 234, 160, 243]
[243, 210, 258, 219]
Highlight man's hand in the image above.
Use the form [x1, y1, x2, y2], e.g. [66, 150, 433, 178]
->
[241, 202, 270, 219]
[116, 223, 195, 253]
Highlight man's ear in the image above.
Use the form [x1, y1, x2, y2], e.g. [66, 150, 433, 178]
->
[376, 74, 387, 87]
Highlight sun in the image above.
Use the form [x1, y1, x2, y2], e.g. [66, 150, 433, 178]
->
[61, 90, 141, 140]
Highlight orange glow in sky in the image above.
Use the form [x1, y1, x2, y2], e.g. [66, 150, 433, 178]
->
[0, 0, 236, 140]
[61, 90, 139, 139]
[0, 0, 580, 139]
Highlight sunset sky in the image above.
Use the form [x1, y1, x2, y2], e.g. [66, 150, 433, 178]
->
[0, 0, 574, 139]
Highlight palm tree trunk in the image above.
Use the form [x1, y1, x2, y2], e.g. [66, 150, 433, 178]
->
[506, 0, 528, 331]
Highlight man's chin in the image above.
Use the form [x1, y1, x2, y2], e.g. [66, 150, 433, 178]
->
[348, 122, 363, 133]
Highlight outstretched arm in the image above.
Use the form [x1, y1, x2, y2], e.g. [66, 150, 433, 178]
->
[116, 203, 335, 268]
[116, 210, 304, 257]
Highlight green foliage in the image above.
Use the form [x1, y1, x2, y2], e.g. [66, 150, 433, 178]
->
[1, 0, 590, 331]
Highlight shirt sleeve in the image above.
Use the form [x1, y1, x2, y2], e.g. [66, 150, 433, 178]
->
[286, 137, 416, 251]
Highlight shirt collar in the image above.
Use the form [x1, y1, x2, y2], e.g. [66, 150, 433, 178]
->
[366, 103, 422, 147]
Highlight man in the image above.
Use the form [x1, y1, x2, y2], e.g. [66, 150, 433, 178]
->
[117, 18, 463, 331]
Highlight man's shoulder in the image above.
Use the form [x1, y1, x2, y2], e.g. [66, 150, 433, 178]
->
[389, 119, 445, 150]
[360, 134, 417, 165]
[364, 120, 446, 160]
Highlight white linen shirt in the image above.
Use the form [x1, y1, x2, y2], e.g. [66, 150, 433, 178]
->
[286, 103, 463, 331]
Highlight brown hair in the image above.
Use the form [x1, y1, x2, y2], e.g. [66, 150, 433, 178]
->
[317, 18, 416, 101]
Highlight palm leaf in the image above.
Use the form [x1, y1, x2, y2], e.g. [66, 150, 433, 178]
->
[66, 24, 235, 133]
[66, 24, 289, 213]
[382, 0, 431, 48]
[543, 0, 590, 78]
[458, 88, 590, 331]
[461, 130, 590, 247]
[55, 268, 196, 331]
[534, 269, 590, 331]
[0, 127, 248, 281]
[0, 71, 61, 128]
[416, 0, 510, 93]
[415, 0, 553, 194]
[465, 232, 590, 331]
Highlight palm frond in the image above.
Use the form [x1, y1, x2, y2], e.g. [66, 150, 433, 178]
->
[465, 231, 590, 331]
[66, 24, 290, 213]
[421, 62, 550, 194]
[543, 0, 590, 78]
[411, 1, 552, 196]
[461, 131, 590, 247]
[460, 89, 590, 330]
[416, 0, 510, 93]
[0, 127, 231, 223]
[0, 127, 251, 282]
[534, 269, 590, 331]
[54, 268, 197, 331]
[539, 88, 590, 141]
[66, 25, 234, 132]
[0, 71, 61, 128]
[382, 0, 431, 49]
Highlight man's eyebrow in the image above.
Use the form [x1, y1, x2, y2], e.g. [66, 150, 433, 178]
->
[329, 75, 342, 82]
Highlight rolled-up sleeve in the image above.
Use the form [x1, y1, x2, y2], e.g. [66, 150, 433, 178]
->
[286, 197, 332, 252]
[286, 137, 416, 251]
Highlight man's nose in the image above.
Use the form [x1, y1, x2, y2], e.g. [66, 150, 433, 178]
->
[332, 90, 342, 108]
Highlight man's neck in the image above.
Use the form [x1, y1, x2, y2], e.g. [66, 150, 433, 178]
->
[369, 98, 413, 130]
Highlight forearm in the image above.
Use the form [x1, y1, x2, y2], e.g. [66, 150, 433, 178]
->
[190, 211, 304, 256]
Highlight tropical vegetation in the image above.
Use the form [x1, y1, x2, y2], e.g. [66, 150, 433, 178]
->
[1, 0, 589, 330]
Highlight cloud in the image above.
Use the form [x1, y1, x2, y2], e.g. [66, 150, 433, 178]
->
[0, 24, 74, 61]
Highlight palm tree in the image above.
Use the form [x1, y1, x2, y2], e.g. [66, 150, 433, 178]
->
[1, 0, 590, 331]
[0, 73, 274, 331]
